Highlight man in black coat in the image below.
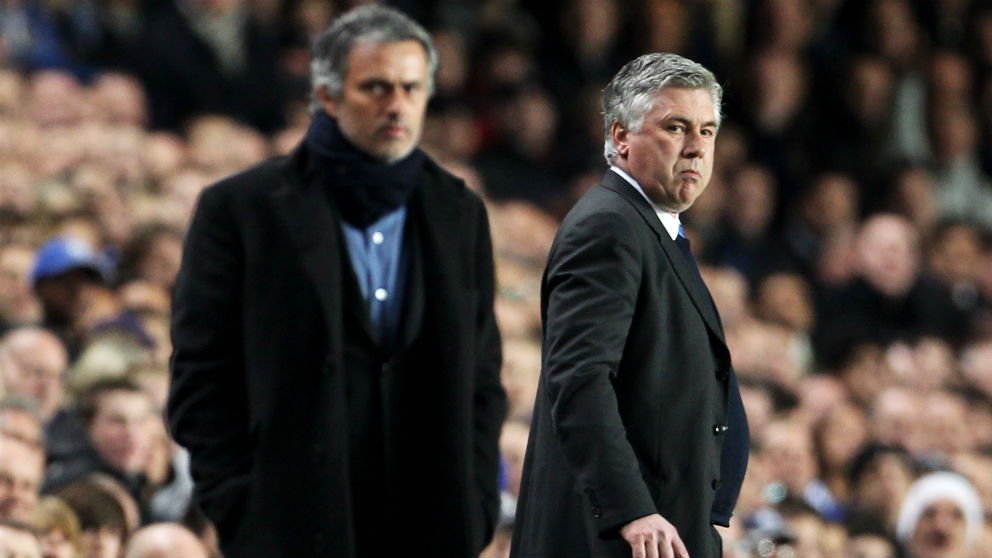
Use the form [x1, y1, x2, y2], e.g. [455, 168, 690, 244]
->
[167, 6, 506, 557]
[511, 53, 748, 558]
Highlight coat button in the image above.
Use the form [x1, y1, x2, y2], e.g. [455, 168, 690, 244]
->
[713, 423, 728, 435]
[382, 360, 396, 373]
[712, 479, 722, 490]
[715, 367, 729, 381]
[592, 507, 602, 518]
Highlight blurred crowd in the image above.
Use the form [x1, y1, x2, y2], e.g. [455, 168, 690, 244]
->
[0, 0, 991, 557]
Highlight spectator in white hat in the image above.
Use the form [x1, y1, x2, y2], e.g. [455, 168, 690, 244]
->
[896, 471, 983, 558]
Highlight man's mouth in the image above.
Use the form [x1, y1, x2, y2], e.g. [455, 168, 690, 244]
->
[382, 124, 407, 138]
[924, 530, 950, 550]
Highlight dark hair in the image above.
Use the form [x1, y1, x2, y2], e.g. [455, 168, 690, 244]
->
[775, 496, 822, 521]
[113, 224, 183, 287]
[53, 479, 128, 537]
[76, 377, 145, 426]
[847, 444, 914, 486]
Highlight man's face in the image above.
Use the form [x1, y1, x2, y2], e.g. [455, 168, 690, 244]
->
[857, 215, 919, 297]
[320, 40, 430, 163]
[612, 87, 717, 213]
[911, 499, 969, 558]
[34, 269, 96, 324]
[2, 339, 66, 420]
[0, 436, 44, 522]
[82, 526, 123, 558]
[88, 391, 153, 476]
[763, 422, 817, 494]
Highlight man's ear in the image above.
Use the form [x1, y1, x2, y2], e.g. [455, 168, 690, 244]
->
[316, 86, 339, 119]
[611, 121, 630, 159]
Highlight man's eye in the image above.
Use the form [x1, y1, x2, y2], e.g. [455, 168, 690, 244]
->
[366, 83, 388, 95]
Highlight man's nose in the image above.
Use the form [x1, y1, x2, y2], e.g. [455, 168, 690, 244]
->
[683, 130, 705, 158]
[384, 88, 409, 115]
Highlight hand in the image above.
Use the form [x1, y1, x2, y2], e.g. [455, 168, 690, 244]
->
[620, 513, 689, 558]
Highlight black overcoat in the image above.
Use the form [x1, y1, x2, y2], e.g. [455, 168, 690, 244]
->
[510, 171, 746, 557]
[167, 144, 506, 557]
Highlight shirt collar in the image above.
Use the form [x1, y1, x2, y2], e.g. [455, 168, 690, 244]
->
[610, 166, 681, 240]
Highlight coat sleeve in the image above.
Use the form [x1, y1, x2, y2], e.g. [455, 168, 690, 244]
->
[167, 184, 253, 538]
[470, 198, 508, 549]
[542, 210, 658, 537]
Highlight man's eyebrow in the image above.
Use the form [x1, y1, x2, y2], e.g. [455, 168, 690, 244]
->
[664, 116, 718, 128]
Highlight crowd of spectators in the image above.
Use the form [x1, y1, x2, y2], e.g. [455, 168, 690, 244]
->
[0, 0, 991, 556]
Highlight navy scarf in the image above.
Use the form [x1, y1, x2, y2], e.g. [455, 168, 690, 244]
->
[305, 111, 426, 228]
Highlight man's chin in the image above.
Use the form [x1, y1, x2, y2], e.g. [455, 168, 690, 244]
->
[373, 144, 416, 164]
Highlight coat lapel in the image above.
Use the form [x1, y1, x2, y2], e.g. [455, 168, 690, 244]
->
[407, 170, 462, 337]
[396, 196, 425, 352]
[600, 171, 726, 344]
[271, 147, 377, 346]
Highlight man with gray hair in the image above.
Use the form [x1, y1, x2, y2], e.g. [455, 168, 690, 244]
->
[511, 53, 748, 558]
[168, 5, 505, 557]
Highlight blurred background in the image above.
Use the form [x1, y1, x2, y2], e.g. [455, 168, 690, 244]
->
[0, 0, 992, 556]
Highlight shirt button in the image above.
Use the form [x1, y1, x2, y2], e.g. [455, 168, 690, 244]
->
[374, 288, 388, 301]
[371, 231, 384, 244]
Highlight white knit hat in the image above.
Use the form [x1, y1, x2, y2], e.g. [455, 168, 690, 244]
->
[895, 471, 983, 549]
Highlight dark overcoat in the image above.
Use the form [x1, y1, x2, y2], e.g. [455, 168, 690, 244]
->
[510, 171, 745, 557]
[167, 144, 506, 557]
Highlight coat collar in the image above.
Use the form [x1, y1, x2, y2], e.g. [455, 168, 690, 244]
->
[599, 171, 726, 344]
[270, 144, 434, 353]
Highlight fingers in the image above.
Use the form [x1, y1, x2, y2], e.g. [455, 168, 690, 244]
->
[627, 532, 659, 558]
[628, 531, 679, 558]
[648, 532, 660, 558]
[629, 535, 646, 558]
[672, 533, 689, 558]
[622, 515, 689, 558]
[656, 532, 671, 558]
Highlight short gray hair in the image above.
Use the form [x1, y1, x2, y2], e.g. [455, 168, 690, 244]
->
[602, 53, 723, 165]
[309, 5, 440, 115]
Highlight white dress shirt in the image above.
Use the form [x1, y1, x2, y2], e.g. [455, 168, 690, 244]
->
[610, 166, 681, 241]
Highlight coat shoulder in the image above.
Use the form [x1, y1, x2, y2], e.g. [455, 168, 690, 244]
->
[420, 157, 484, 206]
[556, 184, 646, 242]
[202, 155, 291, 201]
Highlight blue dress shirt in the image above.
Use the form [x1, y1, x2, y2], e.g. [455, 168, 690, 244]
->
[341, 206, 407, 350]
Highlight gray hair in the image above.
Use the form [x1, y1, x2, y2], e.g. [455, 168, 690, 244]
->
[309, 5, 440, 115]
[602, 52, 723, 165]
